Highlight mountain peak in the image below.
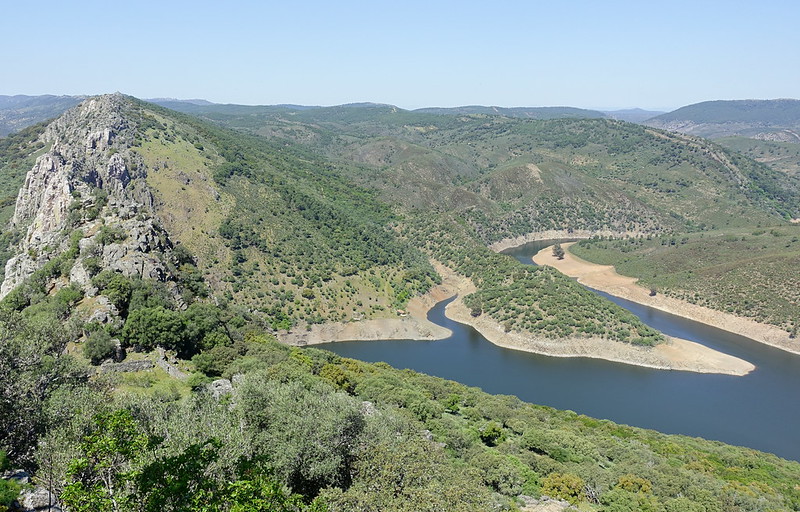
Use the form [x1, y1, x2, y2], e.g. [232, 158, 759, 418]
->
[1, 93, 177, 303]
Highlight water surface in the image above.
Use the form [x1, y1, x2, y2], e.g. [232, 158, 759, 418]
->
[323, 240, 800, 461]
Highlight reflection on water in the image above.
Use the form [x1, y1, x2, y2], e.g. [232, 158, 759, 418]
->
[323, 240, 800, 461]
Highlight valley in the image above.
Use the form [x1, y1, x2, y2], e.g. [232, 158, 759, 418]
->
[1, 94, 800, 511]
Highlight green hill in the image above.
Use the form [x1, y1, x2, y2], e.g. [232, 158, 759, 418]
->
[154, 100, 800, 332]
[165, 101, 800, 238]
[651, 99, 800, 125]
[645, 99, 800, 140]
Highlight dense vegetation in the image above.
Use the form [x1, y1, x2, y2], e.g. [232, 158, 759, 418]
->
[2, 299, 800, 511]
[2, 95, 800, 510]
[402, 217, 663, 345]
[163, 101, 800, 244]
[124, 99, 440, 330]
[571, 227, 800, 333]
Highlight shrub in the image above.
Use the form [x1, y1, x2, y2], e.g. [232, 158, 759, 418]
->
[83, 330, 117, 365]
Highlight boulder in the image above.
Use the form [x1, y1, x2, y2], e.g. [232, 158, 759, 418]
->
[209, 379, 233, 400]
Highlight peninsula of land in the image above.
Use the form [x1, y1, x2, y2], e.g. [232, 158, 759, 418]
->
[286, 260, 755, 376]
[533, 242, 800, 356]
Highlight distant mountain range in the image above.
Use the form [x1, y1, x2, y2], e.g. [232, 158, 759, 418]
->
[2, 95, 798, 144]
[0, 94, 85, 136]
[412, 105, 608, 119]
[645, 99, 800, 142]
[602, 108, 666, 123]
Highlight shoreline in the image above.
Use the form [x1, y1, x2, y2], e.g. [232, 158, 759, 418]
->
[533, 242, 800, 356]
[289, 260, 754, 376]
[438, 267, 753, 376]
[279, 265, 465, 346]
[488, 229, 646, 253]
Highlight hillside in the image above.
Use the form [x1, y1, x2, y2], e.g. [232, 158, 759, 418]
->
[0, 94, 681, 350]
[645, 99, 800, 141]
[570, 226, 800, 334]
[716, 136, 800, 176]
[163, 101, 800, 241]
[0, 94, 84, 136]
[156, 100, 800, 336]
[1, 94, 799, 511]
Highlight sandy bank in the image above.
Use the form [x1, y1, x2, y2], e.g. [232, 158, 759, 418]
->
[279, 264, 470, 346]
[533, 242, 800, 356]
[282, 258, 754, 375]
[441, 274, 753, 376]
[489, 230, 646, 253]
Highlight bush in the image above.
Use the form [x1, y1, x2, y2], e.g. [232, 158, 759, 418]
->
[541, 472, 585, 504]
[83, 330, 117, 365]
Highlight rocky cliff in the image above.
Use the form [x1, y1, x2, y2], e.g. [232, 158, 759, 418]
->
[1, 94, 179, 303]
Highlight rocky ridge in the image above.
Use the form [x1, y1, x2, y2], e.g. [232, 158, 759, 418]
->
[0, 94, 181, 312]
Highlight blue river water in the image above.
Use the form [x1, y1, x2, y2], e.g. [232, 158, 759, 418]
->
[322, 240, 800, 461]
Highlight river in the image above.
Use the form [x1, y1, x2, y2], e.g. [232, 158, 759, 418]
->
[322, 240, 800, 461]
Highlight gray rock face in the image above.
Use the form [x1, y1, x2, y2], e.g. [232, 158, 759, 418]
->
[209, 379, 233, 399]
[0, 94, 182, 317]
[99, 359, 154, 373]
[18, 486, 61, 511]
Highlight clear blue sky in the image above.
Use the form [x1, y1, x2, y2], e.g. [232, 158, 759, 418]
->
[2, 0, 798, 110]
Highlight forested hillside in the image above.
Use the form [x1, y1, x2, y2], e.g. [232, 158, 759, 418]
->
[163, 101, 800, 245]
[2, 95, 800, 511]
[645, 99, 800, 141]
[3, 311, 800, 511]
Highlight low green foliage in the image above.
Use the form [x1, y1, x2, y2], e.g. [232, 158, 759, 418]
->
[82, 330, 116, 365]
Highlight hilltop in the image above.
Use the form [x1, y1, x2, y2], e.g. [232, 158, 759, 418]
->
[645, 99, 800, 141]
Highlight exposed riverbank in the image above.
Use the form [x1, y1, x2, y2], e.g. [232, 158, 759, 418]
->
[434, 268, 753, 376]
[489, 229, 645, 253]
[279, 266, 464, 346]
[534, 242, 800, 356]
[291, 258, 753, 375]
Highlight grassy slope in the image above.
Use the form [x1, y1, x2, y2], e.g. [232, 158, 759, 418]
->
[571, 226, 800, 332]
[717, 136, 800, 177]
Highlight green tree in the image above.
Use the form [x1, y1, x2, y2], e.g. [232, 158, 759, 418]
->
[541, 472, 585, 504]
[61, 410, 153, 512]
[121, 307, 187, 353]
[237, 377, 365, 497]
[83, 330, 117, 365]
[552, 243, 565, 260]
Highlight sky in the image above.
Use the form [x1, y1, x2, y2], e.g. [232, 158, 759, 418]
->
[1, 0, 798, 111]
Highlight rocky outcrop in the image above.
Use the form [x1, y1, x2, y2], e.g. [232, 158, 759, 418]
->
[98, 359, 154, 373]
[0, 94, 181, 309]
[16, 487, 62, 511]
